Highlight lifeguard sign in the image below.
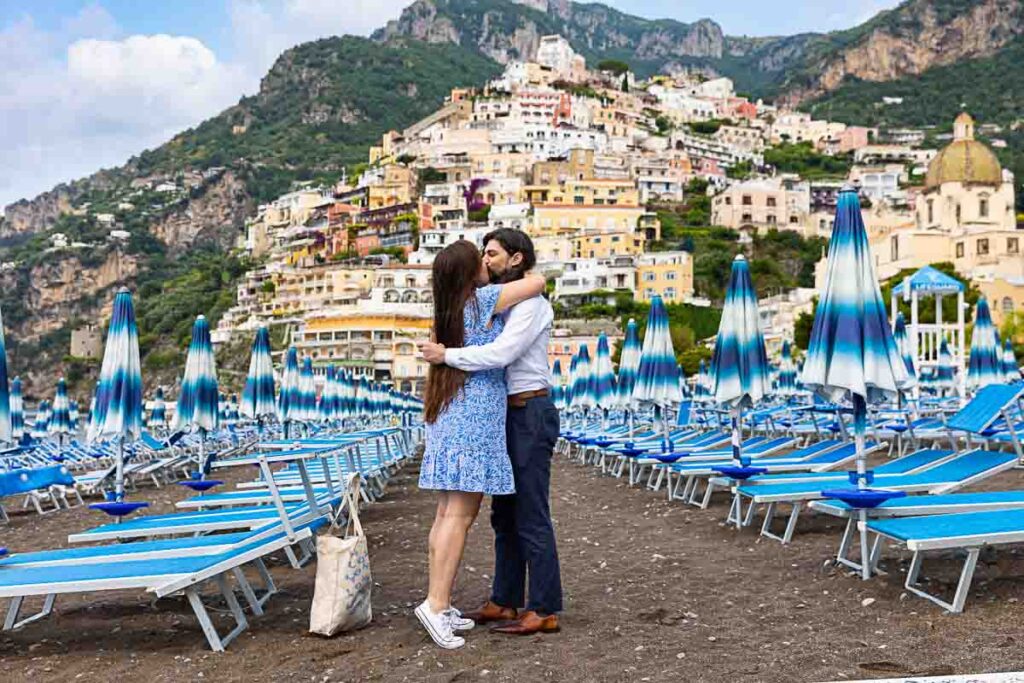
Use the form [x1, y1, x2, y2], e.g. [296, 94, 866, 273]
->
[891, 266, 966, 399]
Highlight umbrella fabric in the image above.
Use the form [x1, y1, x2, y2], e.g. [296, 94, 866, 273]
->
[801, 190, 912, 403]
[777, 341, 797, 397]
[615, 318, 642, 408]
[933, 337, 956, 393]
[589, 333, 617, 410]
[356, 376, 372, 417]
[298, 357, 317, 421]
[564, 352, 578, 408]
[321, 365, 338, 421]
[149, 387, 167, 428]
[173, 315, 219, 432]
[0, 306, 11, 443]
[35, 400, 51, 434]
[1004, 339, 1020, 382]
[88, 288, 143, 443]
[9, 377, 23, 440]
[694, 359, 708, 400]
[967, 297, 1002, 390]
[69, 400, 80, 431]
[570, 344, 594, 411]
[710, 255, 770, 409]
[892, 312, 917, 381]
[800, 188, 912, 579]
[550, 360, 566, 410]
[49, 377, 72, 435]
[241, 326, 277, 419]
[277, 346, 301, 423]
[632, 295, 682, 407]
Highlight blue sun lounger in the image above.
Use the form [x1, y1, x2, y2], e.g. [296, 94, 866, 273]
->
[733, 449, 1017, 544]
[0, 520, 323, 650]
[862, 509, 1024, 613]
[732, 446, 951, 486]
[0, 465, 77, 522]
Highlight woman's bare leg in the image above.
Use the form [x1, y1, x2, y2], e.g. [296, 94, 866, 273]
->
[427, 491, 483, 614]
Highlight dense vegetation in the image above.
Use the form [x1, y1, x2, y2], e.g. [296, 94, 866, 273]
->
[763, 142, 853, 180]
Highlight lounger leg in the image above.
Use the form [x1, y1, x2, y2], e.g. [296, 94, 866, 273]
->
[783, 503, 802, 545]
[904, 548, 980, 613]
[3, 594, 56, 631]
[835, 518, 856, 570]
[742, 497, 758, 527]
[0, 503, 8, 524]
[725, 492, 742, 528]
[698, 480, 716, 510]
[760, 502, 801, 544]
[232, 567, 264, 616]
[859, 510, 871, 580]
[254, 558, 277, 605]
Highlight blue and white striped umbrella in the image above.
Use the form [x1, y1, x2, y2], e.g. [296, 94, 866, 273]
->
[174, 315, 219, 433]
[10, 377, 23, 440]
[932, 337, 956, 394]
[550, 360, 566, 410]
[321, 365, 338, 421]
[89, 288, 143, 444]
[570, 344, 594, 412]
[0, 306, 11, 443]
[693, 359, 709, 400]
[615, 318, 642, 409]
[49, 377, 72, 436]
[710, 254, 770, 477]
[564, 353, 578, 408]
[34, 400, 51, 435]
[1004, 338, 1020, 383]
[69, 400, 80, 432]
[149, 387, 167, 428]
[356, 375, 373, 418]
[711, 255, 770, 410]
[336, 368, 352, 420]
[801, 188, 912, 579]
[589, 333, 617, 416]
[777, 341, 797, 398]
[967, 297, 1003, 390]
[241, 325, 277, 420]
[298, 356, 317, 422]
[89, 288, 144, 501]
[632, 295, 682, 408]
[278, 346, 301, 427]
[892, 312, 916, 382]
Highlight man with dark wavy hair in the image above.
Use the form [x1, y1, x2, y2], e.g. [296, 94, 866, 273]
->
[418, 228, 563, 635]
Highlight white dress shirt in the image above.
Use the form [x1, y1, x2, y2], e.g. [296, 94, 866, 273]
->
[444, 295, 553, 395]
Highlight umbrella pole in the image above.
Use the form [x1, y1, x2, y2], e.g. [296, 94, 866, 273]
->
[731, 405, 743, 530]
[116, 437, 124, 503]
[199, 428, 206, 480]
[853, 393, 871, 581]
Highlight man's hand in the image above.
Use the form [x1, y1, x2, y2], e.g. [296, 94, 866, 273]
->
[417, 340, 446, 364]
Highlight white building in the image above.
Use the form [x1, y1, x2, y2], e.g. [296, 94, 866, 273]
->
[534, 35, 586, 82]
[554, 256, 636, 299]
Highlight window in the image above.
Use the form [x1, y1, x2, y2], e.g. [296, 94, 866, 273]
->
[666, 271, 677, 281]
[664, 287, 677, 300]
[1008, 237, 1019, 254]
[742, 195, 752, 206]
[766, 215, 777, 225]
[890, 236, 899, 262]
[643, 272, 656, 282]
[742, 213, 752, 222]
[977, 238, 989, 255]
[790, 215, 799, 224]
[927, 199, 934, 224]
[1004, 297, 1015, 314]
[956, 204, 962, 224]
[574, 196, 584, 205]
[593, 237, 602, 244]
[767, 197, 777, 208]
[725, 196, 732, 205]
[611, 236, 620, 242]
[979, 197, 989, 218]
[956, 241, 965, 258]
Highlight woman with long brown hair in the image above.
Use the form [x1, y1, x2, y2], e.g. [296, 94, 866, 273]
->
[415, 239, 545, 649]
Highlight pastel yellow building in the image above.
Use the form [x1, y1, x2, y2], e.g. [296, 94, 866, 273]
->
[636, 251, 694, 303]
[367, 165, 417, 210]
[975, 277, 1024, 328]
[571, 231, 645, 259]
[531, 205, 646, 236]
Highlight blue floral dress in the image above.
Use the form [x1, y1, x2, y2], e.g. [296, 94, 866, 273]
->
[420, 284, 514, 495]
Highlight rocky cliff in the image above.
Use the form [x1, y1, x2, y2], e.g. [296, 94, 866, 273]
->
[148, 170, 253, 253]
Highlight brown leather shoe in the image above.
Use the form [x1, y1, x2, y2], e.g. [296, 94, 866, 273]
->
[489, 610, 560, 635]
[461, 600, 517, 624]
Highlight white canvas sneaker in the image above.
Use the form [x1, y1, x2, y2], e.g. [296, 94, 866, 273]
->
[415, 601, 466, 649]
[446, 607, 475, 631]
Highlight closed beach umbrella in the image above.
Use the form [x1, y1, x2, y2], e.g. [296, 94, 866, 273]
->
[800, 188, 912, 579]
[298, 356, 317, 422]
[710, 254, 771, 479]
[89, 288, 143, 502]
[892, 312, 917, 382]
[50, 377, 72, 437]
[278, 346, 301, 432]
[0, 306, 11, 443]
[241, 326, 277, 421]
[69, 400, 80, 432]
[321, 365, 338, 422]
[589, 333, 616, 423]
[10, 377, 23, 441]
[35, 400, 51, 435]
[564, 352, 578, 409]
[967, 297, 1002, 391]
[174, 315, 219, 434]
[570, 344, 594, 421]
[777, 341, 797, 398]
[1004, 338, 1020, 383]
[933, 337, 956, 395]
[615, 318, 642, 409]
[550, 359, 566, 411]
[149, 387, 167, 429]
[632, 295, 682, 435]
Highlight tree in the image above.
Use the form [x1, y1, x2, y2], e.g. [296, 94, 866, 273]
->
[621, 74, 629, 92]
[597, 59, 630, 75]
[655, 115, 673, 135]
[794, 308, 816, 350]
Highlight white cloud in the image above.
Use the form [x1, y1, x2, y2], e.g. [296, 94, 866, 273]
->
[0, 0, 415, 209]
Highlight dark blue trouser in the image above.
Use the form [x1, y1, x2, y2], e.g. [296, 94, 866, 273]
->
[490, 395, 562, 614]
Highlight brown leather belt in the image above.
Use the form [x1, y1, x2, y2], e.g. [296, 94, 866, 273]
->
[508, 388, 549, 408]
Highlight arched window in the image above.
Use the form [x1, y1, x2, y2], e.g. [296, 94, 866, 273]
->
[384, 289, 399, 303]
[979, 195, 990, 218]
[1004, 297, 1015, 314]
[926, 199, 934, 224]
[890, 236, 899, 262]
[402, 290, 418, 303]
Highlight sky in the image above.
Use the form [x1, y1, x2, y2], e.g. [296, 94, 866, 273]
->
[0, 0, 900, 209]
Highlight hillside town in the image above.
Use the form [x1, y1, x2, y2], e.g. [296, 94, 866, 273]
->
[58, 34, 1022, 396]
